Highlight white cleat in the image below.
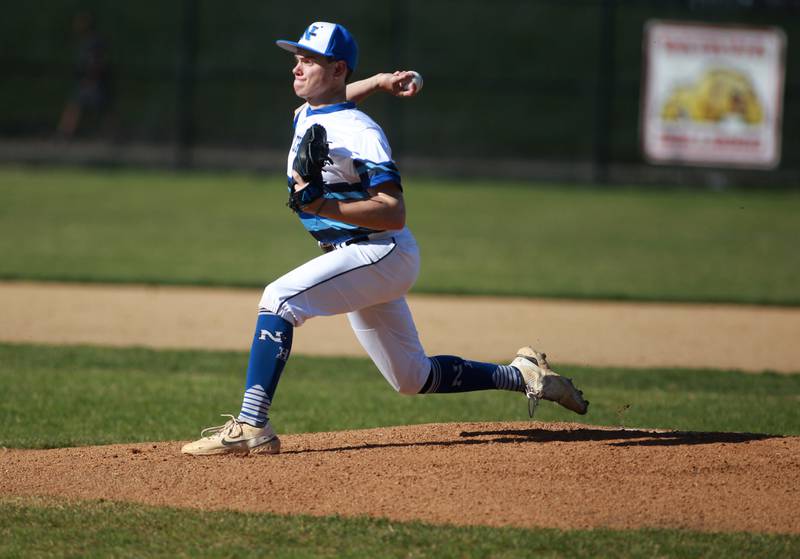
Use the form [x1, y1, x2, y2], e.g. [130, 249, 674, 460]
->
[510, 347, 589, 417]
[181, 414, 281, 456]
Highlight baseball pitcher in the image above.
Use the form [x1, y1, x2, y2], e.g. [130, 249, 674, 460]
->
[183, 22, 588, 456]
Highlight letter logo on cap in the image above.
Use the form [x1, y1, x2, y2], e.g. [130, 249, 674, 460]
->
[304, 25, 318, 40]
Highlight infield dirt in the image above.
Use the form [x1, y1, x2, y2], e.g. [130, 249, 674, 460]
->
[2, 281, 800, 372]
[2, 422, 798, 534]
[1, 281, 799, 533]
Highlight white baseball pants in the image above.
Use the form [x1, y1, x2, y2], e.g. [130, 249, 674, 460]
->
[259, 227, 431, 394]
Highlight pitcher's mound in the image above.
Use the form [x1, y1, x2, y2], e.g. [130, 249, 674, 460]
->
[2, 422, 798, 534]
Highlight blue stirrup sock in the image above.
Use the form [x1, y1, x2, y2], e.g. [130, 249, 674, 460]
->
[237, 310, 294, 427]
[419, 355, 524, 394]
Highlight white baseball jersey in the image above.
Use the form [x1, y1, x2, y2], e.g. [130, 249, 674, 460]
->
[288, 101, 402, 244]
[261, 101, 431, 394]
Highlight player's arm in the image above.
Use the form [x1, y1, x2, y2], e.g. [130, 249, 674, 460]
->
[293, 174, 405, 231]
[292, 71, 413, 113]
[346, 71, 420, 104]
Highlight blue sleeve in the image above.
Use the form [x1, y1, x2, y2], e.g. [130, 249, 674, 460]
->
[354, 159, 402, 189]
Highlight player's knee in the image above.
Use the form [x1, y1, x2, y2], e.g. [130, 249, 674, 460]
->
[392, 367, 430, 395]
[258, 282, 297, 326]
[396, 381, 420, 396]
[378, 356, 430, 395]
[258, 282, 280, 313]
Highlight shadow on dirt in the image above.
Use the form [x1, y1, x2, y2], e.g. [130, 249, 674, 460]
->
[281, 425, 778, 455]
[459, 427, 778, 447]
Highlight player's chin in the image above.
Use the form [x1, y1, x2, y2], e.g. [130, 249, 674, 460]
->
[293, 81, 307, 96]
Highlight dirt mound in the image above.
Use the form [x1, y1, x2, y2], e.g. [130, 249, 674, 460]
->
[2, 422, 798, 534]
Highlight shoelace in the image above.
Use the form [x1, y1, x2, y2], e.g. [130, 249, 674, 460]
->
[518, 352, 546, 418]
[200, 414, 244, 439]
[525, 388, 541, 418]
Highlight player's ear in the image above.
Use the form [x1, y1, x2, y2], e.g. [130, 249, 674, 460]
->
[333, 60, 348, 80]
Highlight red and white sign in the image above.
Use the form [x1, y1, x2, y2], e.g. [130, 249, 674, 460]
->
[641, 21, 786, 169]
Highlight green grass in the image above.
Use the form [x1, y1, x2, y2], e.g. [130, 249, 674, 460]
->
[0, 499, 800, 559]
[2, 497, 798, 559]
[2, 342, 798, 557]
[1, 343, 798, 449]
[2, 165, 799, 304]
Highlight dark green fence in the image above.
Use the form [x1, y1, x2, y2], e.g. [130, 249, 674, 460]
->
[1, 0, 798, 180]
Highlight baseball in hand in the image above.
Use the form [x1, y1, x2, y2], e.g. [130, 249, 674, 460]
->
[402, 71, 424, 93]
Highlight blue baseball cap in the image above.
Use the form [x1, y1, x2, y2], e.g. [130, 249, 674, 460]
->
[276, 22, 359, 72]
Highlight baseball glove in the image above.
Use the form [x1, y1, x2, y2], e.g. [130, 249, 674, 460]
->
[288, 124, 332, 213]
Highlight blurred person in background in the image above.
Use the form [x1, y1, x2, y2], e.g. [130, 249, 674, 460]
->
[55, 12, 114, 139]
